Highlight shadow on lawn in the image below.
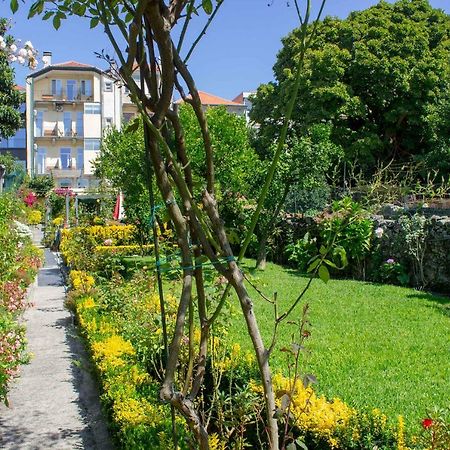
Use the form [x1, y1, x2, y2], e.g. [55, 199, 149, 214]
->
[406, 291, 450, 317]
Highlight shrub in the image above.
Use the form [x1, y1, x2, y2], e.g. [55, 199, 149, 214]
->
[26, 209, 42, 225]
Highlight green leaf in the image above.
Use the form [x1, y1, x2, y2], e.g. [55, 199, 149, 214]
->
[10, 0, 18, 13]
[126, 119, 139, 133]
[90, 17, 100, 28]
[43, 11, 54, 20]
[202, 0, 213, 15]
[195, 255, 208, 266]
[53, 14, 61, 30]
[318, 265, 330, 283]
[307, 257, 320, 273]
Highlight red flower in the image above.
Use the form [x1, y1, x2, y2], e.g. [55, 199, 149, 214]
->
[422, 418, 433, 429]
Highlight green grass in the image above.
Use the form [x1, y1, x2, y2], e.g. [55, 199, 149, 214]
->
[227, 259, 450, 431]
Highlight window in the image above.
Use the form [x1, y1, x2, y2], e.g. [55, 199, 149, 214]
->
[123, 112, 134, 124]
[84, 103, 101, 114]
[104, 80, 113, 92]
[63, 112, 72, 136]
[76, 112, 84, 136]
[59, 178, 72, 188]
[35, 111, 43, 137]
[84, 139, 101, 150]
[60, 148, 71, 169]
[51, 79, 62, 97]
[36, 148, 46, 175]
[0, 129, 26, 148]
[77, 178, 89, 188]
[66, 80, 77, 101]
[123, 86, 130, 94]
[77, 148, 84, 170]
[81, 80, 92, 97]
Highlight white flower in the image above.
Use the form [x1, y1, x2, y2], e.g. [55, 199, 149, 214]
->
[9, 43, 17, 53]
[0, 40, 6, 50]
[8, 54, 17, 62]
[17, 55, 25, 64]
[375, 227, 384, 239]
[18, 48, 27, 58]
[0, 36, 4, 43]
[24, 40, 33, 49]
[27, 49, 35, 58]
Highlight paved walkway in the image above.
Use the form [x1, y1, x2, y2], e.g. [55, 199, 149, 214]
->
[0, 229, 113, 449]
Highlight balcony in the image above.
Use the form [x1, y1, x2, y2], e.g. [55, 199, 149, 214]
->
[49, 168, 83, 178]
[35, 89, 93, 103]
[36, 127, 83, 142]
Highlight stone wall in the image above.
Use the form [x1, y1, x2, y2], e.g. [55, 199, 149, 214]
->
[273, 210, 450, 293]
[372, 214, 450, 293]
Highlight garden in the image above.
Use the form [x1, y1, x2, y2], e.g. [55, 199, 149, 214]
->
[1, 0, 450, 449]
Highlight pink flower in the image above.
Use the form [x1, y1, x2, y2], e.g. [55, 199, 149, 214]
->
[386, 258, 395, 264]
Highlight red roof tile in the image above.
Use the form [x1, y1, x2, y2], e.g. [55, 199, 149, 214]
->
[54, 61, 95, 68]
[15, 85, 26, 92]
[232, 93, 244, 104]
[176, 91, 244, 106]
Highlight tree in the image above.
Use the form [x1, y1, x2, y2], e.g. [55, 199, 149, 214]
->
[20, 1, 326, 448]
[254, 124, 342, 269]
[251, 0, 450, 176]
[95, 105, 260, 236]
[0, 19, 23, 140]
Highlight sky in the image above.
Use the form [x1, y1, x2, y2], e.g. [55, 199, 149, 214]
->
[4, 0, 450, 100]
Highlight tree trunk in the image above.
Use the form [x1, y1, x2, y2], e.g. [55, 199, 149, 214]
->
[256, 236, 267, 270]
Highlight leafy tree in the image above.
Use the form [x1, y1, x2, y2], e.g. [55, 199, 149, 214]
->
[0, 19, 23, 140]
[180, 104, 260, 196]
[251, 0, 450, 176]
[254, 124, 342, 268]
[19, 0, 326, 448]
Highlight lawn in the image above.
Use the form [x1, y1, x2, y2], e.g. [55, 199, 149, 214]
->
[226, 260, 450, 431]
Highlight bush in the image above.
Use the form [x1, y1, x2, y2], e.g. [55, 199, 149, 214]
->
[0, 194, 42, 403]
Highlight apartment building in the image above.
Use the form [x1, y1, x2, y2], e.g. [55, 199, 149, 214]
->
[0, 85, 27, 170]
[26, 52, 137, 189]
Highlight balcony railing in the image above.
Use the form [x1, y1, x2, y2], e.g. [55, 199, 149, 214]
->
[37, 89, 93, 102]
[37, 128, 82, 139]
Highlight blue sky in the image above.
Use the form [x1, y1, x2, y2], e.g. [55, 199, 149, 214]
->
[6, 0, 450, 100]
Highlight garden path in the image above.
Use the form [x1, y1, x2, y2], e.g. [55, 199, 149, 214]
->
[0, 228, 113, 449]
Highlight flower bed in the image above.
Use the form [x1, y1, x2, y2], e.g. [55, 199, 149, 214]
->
[67, 270, 432, 449]
[0, 194, 43, 403]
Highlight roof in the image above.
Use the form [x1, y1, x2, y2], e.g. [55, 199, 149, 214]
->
[232, 93, 244, 104]
[28, 60, 103, 79]
[15, 85, 26, 92]
[54, 61, 94, 68]
[233, 92, 256, 103]
[176, 91, 245, 106]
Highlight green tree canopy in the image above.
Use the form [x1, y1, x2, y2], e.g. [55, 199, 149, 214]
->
[251, 0, 450, 175]
[0, 19, 23, 139]
[180, 104, 261, 196]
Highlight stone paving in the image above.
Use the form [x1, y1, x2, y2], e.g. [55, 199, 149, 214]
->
[0, 229, 113, 449]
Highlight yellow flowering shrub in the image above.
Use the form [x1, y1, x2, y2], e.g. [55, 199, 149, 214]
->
[26, 209, 42, 225]
[52, 216, 64, 226]
[273, 373, 354, 447]
[69, 270, 95, 292]
[87, 225, 136, 244]
[94, 244, 154, 257]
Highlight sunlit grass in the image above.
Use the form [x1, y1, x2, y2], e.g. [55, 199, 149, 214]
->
[226, 259, 450, 431]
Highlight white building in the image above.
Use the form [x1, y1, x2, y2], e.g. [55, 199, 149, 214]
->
[26, 52, 137, 189]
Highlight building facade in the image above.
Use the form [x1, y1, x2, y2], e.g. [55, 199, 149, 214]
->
[26, 53, 135, 189]
[0, 85, 27, 170]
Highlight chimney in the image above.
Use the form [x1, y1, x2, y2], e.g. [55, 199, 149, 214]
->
[42, 51, 52, 67]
